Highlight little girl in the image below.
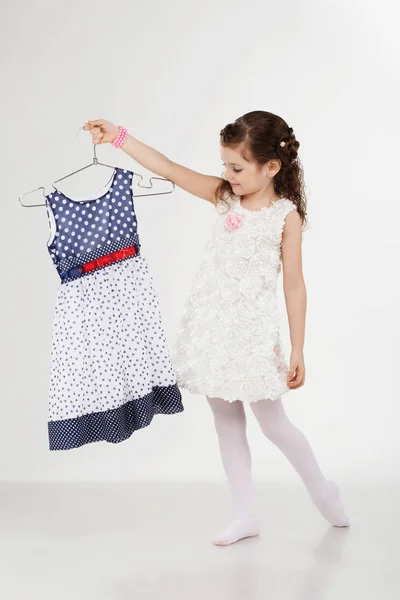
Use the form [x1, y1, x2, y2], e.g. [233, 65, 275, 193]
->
[85, 111, 349, 545]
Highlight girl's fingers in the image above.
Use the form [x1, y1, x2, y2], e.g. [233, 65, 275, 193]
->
[291, 381, 304, 389]
[289, 381, 300, 389]
[288, 368, 305, 388]
[287, 366, 305, 386]
[87, 119, 105, 127]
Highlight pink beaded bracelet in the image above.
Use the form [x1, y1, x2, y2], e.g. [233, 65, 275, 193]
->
[112, 126, 128, 149]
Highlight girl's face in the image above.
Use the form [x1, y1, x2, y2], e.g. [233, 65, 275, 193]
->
[220, 145, 280, 196]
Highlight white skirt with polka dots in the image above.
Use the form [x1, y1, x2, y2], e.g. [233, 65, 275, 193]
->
[48, 256, 183, 450]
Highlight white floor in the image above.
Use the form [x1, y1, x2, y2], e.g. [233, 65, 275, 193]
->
[0, 482, 398, 599]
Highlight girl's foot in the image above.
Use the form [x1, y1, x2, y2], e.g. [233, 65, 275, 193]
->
[212, 516, 260, 546]
[311, 481, 350, 527]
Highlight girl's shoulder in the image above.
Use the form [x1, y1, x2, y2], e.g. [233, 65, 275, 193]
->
[277, 197, 298, 213]
[278, 198, 308, 236]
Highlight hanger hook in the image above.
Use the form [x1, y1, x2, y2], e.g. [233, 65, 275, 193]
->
[77, 123, 98, 164]
[76, 123, 87, 137]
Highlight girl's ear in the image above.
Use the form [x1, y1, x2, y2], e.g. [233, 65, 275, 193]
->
[266, 159, 281, 177]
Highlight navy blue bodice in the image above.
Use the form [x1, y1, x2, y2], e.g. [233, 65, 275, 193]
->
[46, 168, 140, 282]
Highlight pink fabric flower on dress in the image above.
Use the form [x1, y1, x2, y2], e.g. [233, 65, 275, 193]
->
[225, 213, 243, 232]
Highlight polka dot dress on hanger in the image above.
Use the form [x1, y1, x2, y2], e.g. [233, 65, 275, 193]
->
[45, 168, 183, 450]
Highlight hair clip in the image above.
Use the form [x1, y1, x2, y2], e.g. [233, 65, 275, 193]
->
[280, 141, 286, 147]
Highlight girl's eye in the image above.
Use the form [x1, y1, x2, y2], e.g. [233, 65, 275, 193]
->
[221, 163, 242, 174]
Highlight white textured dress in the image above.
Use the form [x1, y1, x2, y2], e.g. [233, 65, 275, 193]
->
[173, 194, 298, 403]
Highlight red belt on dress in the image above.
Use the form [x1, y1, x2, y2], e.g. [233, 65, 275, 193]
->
[60, 245, 138, 281]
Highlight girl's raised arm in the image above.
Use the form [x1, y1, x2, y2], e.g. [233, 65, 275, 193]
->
[85, 120, 223, 205]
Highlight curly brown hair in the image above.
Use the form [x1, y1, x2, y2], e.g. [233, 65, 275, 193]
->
[215, 110, 307, 226]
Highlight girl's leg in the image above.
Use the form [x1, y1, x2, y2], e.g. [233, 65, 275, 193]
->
[207, 396, 260, 545]
[250, 398, 349, 527]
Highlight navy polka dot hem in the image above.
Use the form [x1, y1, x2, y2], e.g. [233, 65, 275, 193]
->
[48, 384, 183, 451]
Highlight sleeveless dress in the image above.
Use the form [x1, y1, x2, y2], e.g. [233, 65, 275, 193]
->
[173, 194, 298, 403]
[45, 168, 183, 450]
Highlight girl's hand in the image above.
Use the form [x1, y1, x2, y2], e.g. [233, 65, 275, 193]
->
[83, 120, 119, 145]
[287, 348, 305, 389]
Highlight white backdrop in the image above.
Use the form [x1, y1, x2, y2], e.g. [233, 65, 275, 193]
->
[1, 0, 399, 483]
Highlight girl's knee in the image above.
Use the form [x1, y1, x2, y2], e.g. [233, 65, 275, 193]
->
[250, 400, 288, 440]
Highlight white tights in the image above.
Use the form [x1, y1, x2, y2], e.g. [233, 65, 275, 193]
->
[207, 396, 349, 545]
